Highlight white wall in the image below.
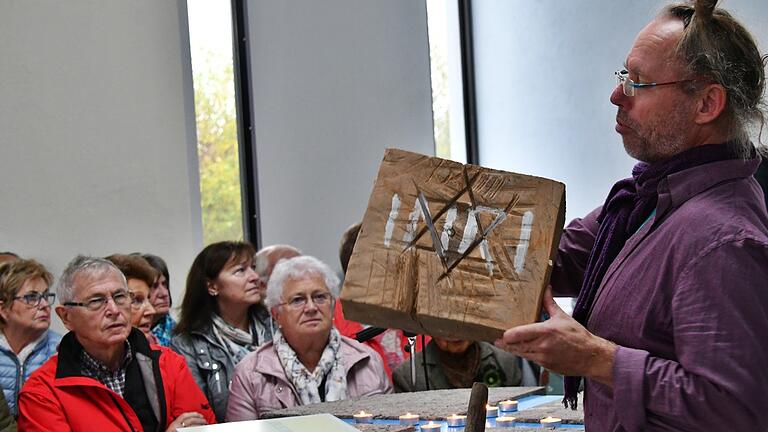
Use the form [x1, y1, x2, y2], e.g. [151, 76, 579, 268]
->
[0, 0, 202, 331]
[245, 0, 436, 268]
[472, 0, 768, 223]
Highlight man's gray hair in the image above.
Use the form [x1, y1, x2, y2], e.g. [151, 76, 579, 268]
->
[254, 244, 302, 277]
[664, 0, 767, 157]
[265, 255, 340, 309]
[57, 255, 126, 303]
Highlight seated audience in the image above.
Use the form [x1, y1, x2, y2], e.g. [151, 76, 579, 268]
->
[172, 241, 271, 422]
[142, 253, 176, 346]
[106, 254, 159, 344]
[226, 256, 392, 421]
[18, 256, 214, 431]
[0, 391, 15, 432]
[392, 337, 522, 392]
[0, 259, 60, 416]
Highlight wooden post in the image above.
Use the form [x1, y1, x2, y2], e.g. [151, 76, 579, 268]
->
[464, 382, 488, 432]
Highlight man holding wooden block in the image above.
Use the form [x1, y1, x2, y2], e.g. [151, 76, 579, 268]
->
[498, 1, 768, 431]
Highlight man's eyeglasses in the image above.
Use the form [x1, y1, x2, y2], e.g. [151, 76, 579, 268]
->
[63, 290, 131, 312]
[280, 292, 332, 310]
[14, 291, 56, 307]
[615, 69, 695, 97]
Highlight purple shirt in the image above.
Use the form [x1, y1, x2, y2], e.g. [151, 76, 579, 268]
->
[552, 157, 768, 431]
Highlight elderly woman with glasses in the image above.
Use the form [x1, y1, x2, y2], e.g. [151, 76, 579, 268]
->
[0, 259, 61, 416]
[226, 256, 392, 421]
[106, 254, 159, 344]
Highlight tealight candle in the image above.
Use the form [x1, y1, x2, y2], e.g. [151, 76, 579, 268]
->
[399, 412, 420, 426]
[496, 416, 516, 428]
[353, 410, 373, 424]
[485, 404, 498, 418]
[420, 421, 441, 431]
[498, 399, 518, 412]
[540, 416, 562, 428]
[446, 414, 466, 427]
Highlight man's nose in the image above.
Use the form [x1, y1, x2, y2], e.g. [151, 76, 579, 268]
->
[610, 83, 628, 107]
[104, 296, 121, 314]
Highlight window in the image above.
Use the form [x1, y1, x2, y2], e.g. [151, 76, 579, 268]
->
[426, 0, 467, 163]
[187, 0, 245, 244]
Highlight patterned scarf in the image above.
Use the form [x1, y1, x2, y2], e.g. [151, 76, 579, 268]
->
[273, 327, 348, 405]
[211, 312, 265, 365]
[564, 143, 741, 410]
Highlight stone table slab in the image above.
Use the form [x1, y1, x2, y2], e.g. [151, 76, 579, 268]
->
[513, 394, 583, 424]
[352, 425, 415, 432]
[261, 387, 545, 420]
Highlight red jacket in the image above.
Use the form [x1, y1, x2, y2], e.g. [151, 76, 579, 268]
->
[18, 329, 216, 431]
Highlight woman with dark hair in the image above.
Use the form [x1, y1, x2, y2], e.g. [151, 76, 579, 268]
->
[171, 241, 273, 422]
[142, 253, 176, 346]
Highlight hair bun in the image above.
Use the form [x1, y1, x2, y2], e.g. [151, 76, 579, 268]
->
[694, 0, 717, 23]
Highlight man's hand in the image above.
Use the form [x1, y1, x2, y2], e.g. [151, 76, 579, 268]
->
[166, 412, 208, 432]
[495, 288, 618, 387]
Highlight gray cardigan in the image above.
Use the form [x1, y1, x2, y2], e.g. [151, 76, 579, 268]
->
[170, 306, 273, 422]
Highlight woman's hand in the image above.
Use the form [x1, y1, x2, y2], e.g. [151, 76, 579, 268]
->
[166, 412, 208, 431]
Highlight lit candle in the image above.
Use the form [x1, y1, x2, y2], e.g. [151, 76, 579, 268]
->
[446, 414, 466, 427]
[495, 416, 516, 428]
[498, 399, 518, 412]
[420, 421, 441, 431]
[353, 410, 373, 424]
[540, 416, 562, 428]
[485, 404, 498, 418]
[399, 412, 420, 426]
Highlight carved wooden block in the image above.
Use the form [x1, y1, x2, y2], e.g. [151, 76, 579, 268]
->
[341, 149, 565, 341]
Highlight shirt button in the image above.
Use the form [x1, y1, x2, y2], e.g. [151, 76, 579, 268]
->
[212, 363, 219, 370]
[203, 362, 210, 367]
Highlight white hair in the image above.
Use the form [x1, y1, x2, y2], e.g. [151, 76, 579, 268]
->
[57, 255, 126, 303]
[265, 256, 339, 309]
[254, 244, 302, 276]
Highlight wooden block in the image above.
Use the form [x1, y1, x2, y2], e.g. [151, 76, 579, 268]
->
[341, 149, 565, 341]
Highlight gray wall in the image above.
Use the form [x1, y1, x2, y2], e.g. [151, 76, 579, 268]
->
[245, 0, 436, 268]
[0, 0, 201, 331]
[472, 0, 768, 222]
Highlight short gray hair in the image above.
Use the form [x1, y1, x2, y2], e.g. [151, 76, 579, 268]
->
[254, 244, 302, 278]
[57, 255, 126, 303]
[265, 256, 340, 309]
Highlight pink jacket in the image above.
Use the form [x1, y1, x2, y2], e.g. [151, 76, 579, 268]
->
[226, 335, 392, 421]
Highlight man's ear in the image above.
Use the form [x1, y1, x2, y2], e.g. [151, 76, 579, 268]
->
[0, 301, 8, 323]
[55, 305, 75, 331]
[694, 83, 727, 125]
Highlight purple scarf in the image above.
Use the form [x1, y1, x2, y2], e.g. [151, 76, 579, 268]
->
[563, 143, 740, 410]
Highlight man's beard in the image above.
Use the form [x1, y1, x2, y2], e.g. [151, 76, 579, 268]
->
[618, 105, 691, 163]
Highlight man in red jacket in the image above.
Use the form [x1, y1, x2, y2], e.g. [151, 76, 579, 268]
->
[18, 256, 216, 431]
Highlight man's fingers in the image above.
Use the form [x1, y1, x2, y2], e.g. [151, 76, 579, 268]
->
[501, 322, 550, 345]
[542, 287, 565, 317]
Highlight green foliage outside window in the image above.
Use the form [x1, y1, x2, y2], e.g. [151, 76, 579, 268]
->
[193, 50, 244, 244]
